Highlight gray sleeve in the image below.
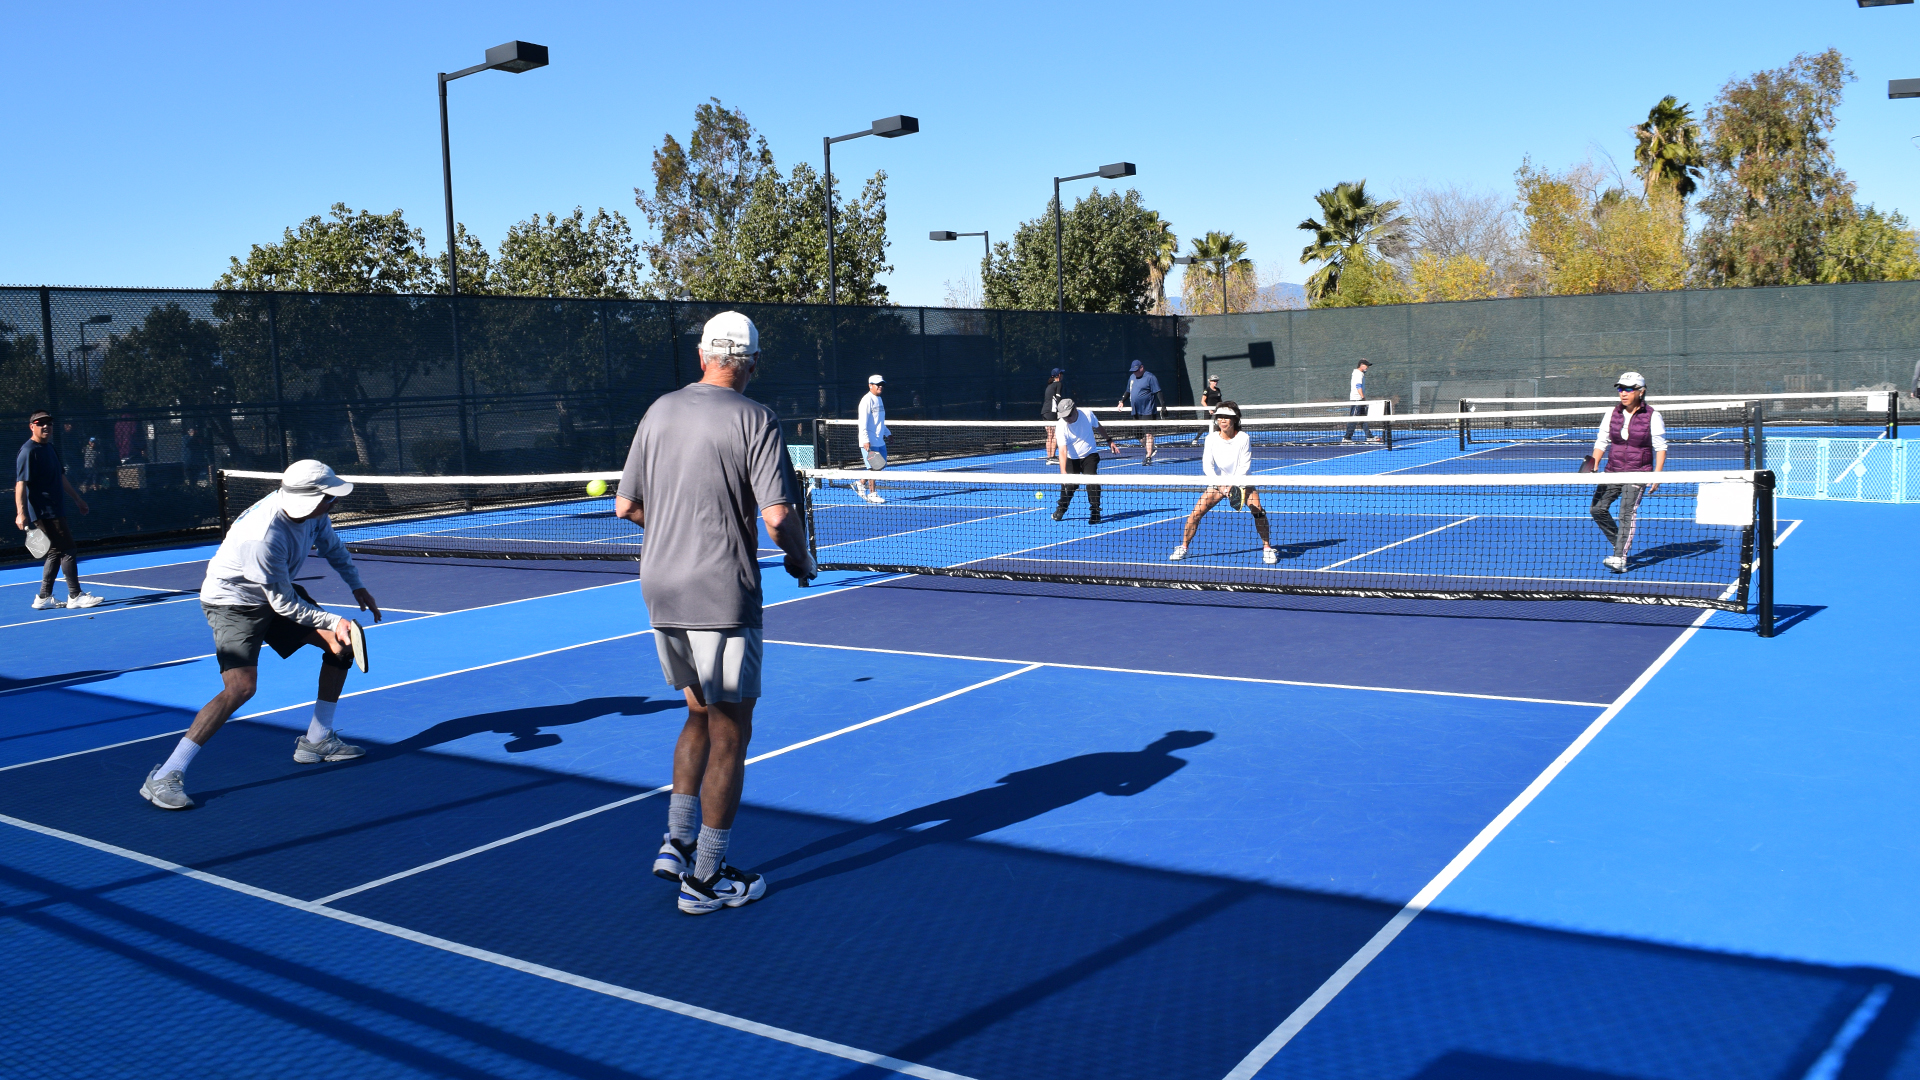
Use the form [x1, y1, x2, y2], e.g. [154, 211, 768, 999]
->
[311, 518, 366, 592]
[616, 421, 646, 505]
[252, 531, 339, 630]
[1912, 357, 1919, 387]
[747, 411, 801, 512]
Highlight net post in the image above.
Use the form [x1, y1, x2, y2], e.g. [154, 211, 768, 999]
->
[1383, 398, 1394, 450]
[1457, 412, 1467, 451]
[1752, 402, 1765, 470]
[1887, 391, 1899, 440]
[216, 470, 229, 534]
[1756, 469, 1775, 638]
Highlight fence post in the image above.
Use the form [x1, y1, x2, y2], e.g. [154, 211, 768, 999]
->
[268, 292, 287, 468]
[38, 287, 56, 416]
[1756, 470, 1775, 637]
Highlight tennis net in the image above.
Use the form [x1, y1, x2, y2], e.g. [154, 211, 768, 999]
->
[1087, 399, 1386, 420]
[1461, 391, 1898, 438]
[803, 467, 1775, 626]
[819, 412, 1397, 468]
[218, 470, 636, 560]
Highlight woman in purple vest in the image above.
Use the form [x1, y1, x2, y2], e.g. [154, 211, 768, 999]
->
[1586, 371, 1667, 573]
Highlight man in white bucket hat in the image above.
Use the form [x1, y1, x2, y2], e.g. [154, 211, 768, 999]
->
[140, 459, 382, 811]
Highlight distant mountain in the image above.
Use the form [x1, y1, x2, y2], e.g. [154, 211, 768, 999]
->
[1166, 281, 1306, 315]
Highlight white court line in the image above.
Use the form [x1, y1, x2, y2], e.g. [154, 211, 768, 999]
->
[1801, 984, 1893, 1080]
[312, 662, 1043, 906]
[0, 593, 201, 631]
[1313, 517, 1481, 571]
[814, 506, 1044, 552]
[764, 641, 1608, 708]
[0, 813, 977, 1080]
[0, 651, 216, 699]
[318, 603, 443, 616]
[1774, 519, 1802, 547]
[1219, 528, 1800, 1080]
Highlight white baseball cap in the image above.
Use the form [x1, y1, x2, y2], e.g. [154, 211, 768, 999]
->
[280, 459, 352, 517]
[700, 311, 759, 357]
[1055, 397, 1076, 419]
[868, 374, 885, 385]
[1615, 371, 1647, 389]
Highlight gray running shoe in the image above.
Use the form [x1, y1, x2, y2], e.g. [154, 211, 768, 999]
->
[1602, 556, 1628, 573]
[140, 766, 192, 810]
[294, 732, 365, 763]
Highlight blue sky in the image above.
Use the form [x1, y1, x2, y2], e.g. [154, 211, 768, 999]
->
[7, 1, 1920, 307]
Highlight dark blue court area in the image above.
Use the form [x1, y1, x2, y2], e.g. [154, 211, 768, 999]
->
[1, 496, 1915, 1080]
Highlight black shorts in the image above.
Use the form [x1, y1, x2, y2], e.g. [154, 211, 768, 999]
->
[202, 585, 347, 672]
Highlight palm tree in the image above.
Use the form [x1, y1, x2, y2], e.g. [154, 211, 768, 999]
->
[1188, 231, 1252, 314]
[1632, 96, 1705, 200]
[1298, 180, 1404, 302]
[1142, 211, 1179, 315]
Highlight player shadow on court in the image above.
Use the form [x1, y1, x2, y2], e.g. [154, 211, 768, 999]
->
[755, 730, 1216, 891]
[1624, 538, 1722, 571]
[387, 696, 681, 754]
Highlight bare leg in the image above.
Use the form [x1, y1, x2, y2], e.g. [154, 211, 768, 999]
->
[187, 667, 259, 745]
[671, 688, 711, 796]
[1144, 432, 1156, 459]
[1181, 488, 1225, 546]
[1246, 490, 1272, 546]
[670, 688, 757, 829]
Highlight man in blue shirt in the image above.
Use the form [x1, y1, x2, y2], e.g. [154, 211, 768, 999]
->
[14, 410, 99, 610]
[1118, 360, 1164, 465]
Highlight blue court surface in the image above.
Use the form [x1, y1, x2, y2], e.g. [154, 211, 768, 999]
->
[1, 495, 1914, 1080]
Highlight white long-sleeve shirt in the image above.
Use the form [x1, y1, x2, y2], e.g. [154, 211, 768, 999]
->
[199, 489, 365, 630]
[1589, 407, 1668, 460]
[857, 391, 889, 449]
[1202, 431, 1252, 477]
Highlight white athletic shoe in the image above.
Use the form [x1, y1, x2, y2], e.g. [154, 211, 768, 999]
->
[862, 492, 886, 505]
[1602, 556, 1627, 573]
[1262, 546, 1278, 564]
[139, 766, 192, 810]
[653, 835, 695, 882]
[678, 865, 767, 915]
[65, 593, 102, 609]
[293, 732, 365, 763]
[1169, 545, 1187, 561]
[30, 594, 60, 610]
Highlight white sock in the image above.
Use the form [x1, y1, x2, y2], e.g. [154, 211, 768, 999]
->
[695, 825, 730, 881]
[307, 699, 338, 743]
[161, 737, 200, 777]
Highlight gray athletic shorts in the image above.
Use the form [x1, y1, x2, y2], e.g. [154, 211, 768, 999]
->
[202, 586, 347, 673]
[655, 627, 763, 704]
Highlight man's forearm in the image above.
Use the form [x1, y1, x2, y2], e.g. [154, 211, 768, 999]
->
[614, 495, 644, 527]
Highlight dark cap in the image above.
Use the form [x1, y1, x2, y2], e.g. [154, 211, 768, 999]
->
[28, 409, 51, 423]
[1050, 367, 1065, 378]
[1130, 360, 1144, 372]
[1356, 358, 1372, 367]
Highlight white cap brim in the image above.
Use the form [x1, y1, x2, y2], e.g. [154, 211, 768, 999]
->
[281, 477, 351, 517]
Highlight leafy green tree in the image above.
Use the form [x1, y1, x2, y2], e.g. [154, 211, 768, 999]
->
[697, 163, 892, 305]
[634, 98, 775, 299]
[1142, 210, 1179, 315]
[1298, 180, 1405, 303]
[98, 304, 227, 409]
[0, 319, 45, 415]
[1695, 49, 1858, 287]
[215, 203, 445, 293]
[493, 207, 644, 298]
[1818, 205, 1920, 282]
[1632, 96, 1706, 200]
[982, 188, 1163, 313]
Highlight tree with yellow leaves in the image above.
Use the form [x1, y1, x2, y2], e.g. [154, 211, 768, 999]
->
[1515, 159, 1687, 295]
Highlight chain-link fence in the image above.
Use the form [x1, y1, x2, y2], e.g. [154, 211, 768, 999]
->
[1183, 281, 1920, 416]
[0, 286, 1186, 554]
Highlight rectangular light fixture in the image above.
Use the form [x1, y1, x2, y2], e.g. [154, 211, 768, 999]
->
[1098, 162, 1137, 179]
[1891, 78, 1920, 98]
[485, 41, 549, 73]
[1859, 1, 1913, 7]
[930, 231, 958, 241]
[872, 115, 919, 138]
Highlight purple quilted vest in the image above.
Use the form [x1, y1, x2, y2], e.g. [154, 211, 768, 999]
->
[1606, 406, 1655, 472]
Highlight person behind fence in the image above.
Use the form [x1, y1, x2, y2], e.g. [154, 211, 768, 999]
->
[1586, 371, 1666, 574]
[1199, 373, 1223, 446]
[15, 410, 99, 611]
[1345, 359, 1378, 442]
[855, 373, 888, 504]
[1042, 368, 1067, 464]
[1119, 360, 1164, 465]
[1053, 397, 1117, 525]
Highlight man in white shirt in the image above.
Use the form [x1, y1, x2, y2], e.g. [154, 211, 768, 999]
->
[855, 374, 888, 504]
[1053, 398, 1119, 525]
[139, 460, 382, 811]
[1344, 359, 1378, 442]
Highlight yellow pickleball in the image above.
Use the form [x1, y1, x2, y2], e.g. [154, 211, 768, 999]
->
[586, 479, 608, 497]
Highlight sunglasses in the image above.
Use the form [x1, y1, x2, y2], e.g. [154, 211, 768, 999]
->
[30, 418, 51, 426]
[1614, 385, 1641, 392]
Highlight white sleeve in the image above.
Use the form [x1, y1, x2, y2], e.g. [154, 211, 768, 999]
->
[1592, 415, 1610, 459]
[1231, 434, 1252, 476]
[311, 518, 367, 594]
[857, 395, 871, 444]
[1201, 433, 1221, 478]
[250, 530, 341, 630]
[1649, 411, 1668, 454]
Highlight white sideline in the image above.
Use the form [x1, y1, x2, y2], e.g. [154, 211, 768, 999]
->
[0, 813, 978, 1080]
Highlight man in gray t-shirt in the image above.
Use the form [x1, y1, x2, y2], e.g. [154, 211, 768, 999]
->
[615, 310, 813, 916]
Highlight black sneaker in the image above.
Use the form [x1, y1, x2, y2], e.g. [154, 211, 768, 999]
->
[1051, 509, 1065, 521]
[678, 865, 767, 914]
[1087, 511, 1103, 525]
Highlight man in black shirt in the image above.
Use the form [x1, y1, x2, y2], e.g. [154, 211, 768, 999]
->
[14, 410, 98, 610]
[1041, 368, 1066, 464]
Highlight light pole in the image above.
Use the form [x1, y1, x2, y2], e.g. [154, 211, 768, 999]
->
[74, 313, 111, 390]
[436, 39, 547, 472]
[930, 229, 990, 264]
[824, 115, 919, 306]
[1053, 163, 1135, 310]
